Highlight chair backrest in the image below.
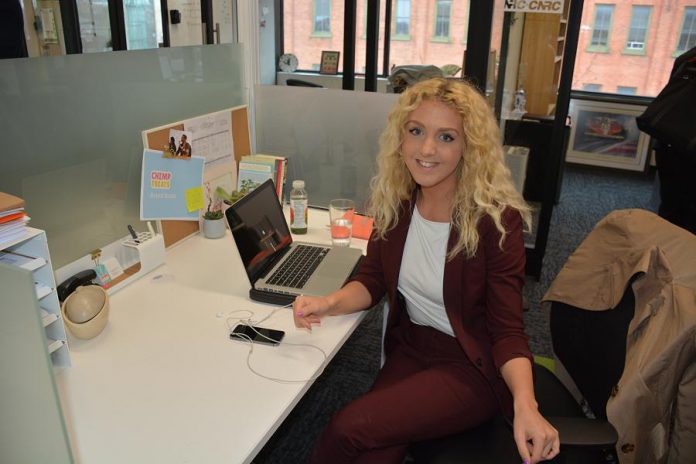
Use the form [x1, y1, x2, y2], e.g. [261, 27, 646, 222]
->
[286, 78, 324, 88]
[550, 284, 635, 419]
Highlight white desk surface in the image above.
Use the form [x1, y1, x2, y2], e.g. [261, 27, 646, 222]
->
[56, 208, 368, 464]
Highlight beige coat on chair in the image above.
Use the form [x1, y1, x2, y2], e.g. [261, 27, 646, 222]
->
[543, 209, 696, 464]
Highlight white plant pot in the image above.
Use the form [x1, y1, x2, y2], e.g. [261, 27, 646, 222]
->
[203, 218, 226, 239]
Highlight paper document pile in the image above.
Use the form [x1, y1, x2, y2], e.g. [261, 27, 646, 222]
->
[0, 192, 30, 247]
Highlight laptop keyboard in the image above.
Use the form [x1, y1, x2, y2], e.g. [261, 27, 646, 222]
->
[266, 245, 330, 289]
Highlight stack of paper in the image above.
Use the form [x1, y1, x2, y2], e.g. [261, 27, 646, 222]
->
[237, 154, 288, 203]
[0, 192, 30, 247]
[0, 250, 46, 271]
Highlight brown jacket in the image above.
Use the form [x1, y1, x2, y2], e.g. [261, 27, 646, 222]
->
[543, 209, 696, 463]
[351, 199, 533, 415]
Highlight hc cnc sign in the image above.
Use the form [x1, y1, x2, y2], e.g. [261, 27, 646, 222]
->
[504, 0, 564, 14]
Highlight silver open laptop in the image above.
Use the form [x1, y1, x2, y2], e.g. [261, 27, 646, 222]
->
[225, 179, 363, 304]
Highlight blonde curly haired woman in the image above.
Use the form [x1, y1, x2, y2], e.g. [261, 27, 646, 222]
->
[293, 78, 559, 464]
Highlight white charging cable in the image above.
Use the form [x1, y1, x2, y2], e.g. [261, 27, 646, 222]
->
[223, 303, 328, 384]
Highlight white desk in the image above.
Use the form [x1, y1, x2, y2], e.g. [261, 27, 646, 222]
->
[56, 209, 368, 463]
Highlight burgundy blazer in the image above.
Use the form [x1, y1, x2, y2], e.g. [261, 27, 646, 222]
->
[351, 199, 533, 414]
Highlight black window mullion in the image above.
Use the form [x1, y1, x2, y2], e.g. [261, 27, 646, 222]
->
[276, 0, 284, 72]
[464, 0, 494, 93]
[59, 0, 83, 54]
[108, 0, 127, 50]
[342, 0, 357, 90]
[364, 0, 379, 91]
[201, 0, 213, 44]
[383, 0, 392, 76]
[161, 0, 170, 47]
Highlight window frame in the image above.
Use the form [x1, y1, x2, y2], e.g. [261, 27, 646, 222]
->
[622, 5, 652, 56]
[311, 0, 332, 38]
[391, 0, 411, 41]
[588, 3, 614, 53]
[431, 0, 452, 43]
[616, 85, 637, 95]
[582, 83, 603, 92]
[675, 6, 696, 54]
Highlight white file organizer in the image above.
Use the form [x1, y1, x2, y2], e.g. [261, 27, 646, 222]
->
[109, 231, 166, 294]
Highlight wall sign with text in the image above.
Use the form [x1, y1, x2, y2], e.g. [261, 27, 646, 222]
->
[503, 0, 564, 14]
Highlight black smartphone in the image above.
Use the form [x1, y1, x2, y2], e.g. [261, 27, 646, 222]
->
[229, 324, 285, 346]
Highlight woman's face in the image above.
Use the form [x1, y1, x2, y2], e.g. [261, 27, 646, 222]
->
[401, 99, 464, 197]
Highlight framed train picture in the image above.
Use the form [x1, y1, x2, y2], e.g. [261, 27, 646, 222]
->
[566, 99, 650, 171]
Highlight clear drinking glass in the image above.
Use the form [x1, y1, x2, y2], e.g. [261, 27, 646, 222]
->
[329, 199, 355, 247]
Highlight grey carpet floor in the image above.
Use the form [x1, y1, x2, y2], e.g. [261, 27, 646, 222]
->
[253, 163, 658, 463]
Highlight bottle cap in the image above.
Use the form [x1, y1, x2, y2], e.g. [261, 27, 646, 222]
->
[292, 180, 305, 189]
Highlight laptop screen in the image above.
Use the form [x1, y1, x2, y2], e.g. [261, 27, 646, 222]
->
[225, 179, 292, 283]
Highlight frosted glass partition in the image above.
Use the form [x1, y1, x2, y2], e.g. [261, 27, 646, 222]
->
[0, 45, 245, 267]
[254, 85, 398, 212]
[0, 264, 72, 463]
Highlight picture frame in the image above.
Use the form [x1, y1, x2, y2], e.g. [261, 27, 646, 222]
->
[566, 99, 650, 172]
[319, 51, 340, 75]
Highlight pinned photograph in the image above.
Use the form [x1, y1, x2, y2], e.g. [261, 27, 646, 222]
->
[169, 129, 194, 158]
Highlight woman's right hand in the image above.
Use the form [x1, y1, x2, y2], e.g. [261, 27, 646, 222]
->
[292, 295, 331, 330]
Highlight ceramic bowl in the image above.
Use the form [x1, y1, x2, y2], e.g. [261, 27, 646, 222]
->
[61, 285, 110, 339]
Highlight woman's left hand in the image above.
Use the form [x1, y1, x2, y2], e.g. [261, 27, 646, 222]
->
[512, 402, 560, 464]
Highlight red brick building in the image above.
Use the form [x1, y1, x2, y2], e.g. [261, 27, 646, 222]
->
[283, 1, 495, 74]
[283, 0, 696, 97]
[574, 0, 696, 96]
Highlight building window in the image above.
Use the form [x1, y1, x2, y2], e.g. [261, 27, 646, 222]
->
[676, 7, 696, 53]
[433, 0, 452, 41]
[313, 0, 331, 36]
[617, 86, 637, 95]
[625, 5, 651, 53]
[589, 4, 614, 52]
[393, 0, 411, 39]
[583, 83, 602, 92]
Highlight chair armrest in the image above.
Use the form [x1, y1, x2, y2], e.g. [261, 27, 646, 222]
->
[547, 416, 617, 447]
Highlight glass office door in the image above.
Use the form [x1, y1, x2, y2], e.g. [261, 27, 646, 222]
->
[123, 0, 163, 49]
[76, 0, 113, 53]
[212, 0, 235, 43]
[487, 0, 577, 277]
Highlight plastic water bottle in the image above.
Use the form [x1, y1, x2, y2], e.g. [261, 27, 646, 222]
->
[289, 180, 308, 234]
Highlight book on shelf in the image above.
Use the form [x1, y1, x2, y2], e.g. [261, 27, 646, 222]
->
[237, 154, 288, 203]
[0, 250, 46, 271]
[251, 154, 288, 202]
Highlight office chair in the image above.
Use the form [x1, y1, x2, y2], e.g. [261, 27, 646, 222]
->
[411, 209, 696, 463]
[285, 78, 324, 88]
[407, 291, 627, 464]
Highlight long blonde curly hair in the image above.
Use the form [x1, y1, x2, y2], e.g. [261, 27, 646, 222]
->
[369, 78, 531, 259]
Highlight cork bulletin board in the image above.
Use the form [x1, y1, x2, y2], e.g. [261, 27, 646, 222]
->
[142, 105, 251, 248]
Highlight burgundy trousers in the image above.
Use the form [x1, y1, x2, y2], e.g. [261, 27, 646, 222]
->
[309, 317, 499, 464]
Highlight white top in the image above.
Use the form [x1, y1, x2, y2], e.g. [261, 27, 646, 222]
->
[398, 205, 455, 337]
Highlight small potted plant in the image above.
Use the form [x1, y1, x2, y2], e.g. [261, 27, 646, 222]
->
[215, 179, 256, 206]
[202, 183, 226, 239]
